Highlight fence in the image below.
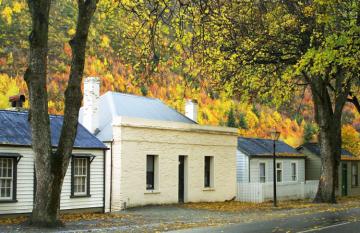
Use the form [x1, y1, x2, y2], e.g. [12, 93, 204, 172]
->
[236, 180, 319, 203]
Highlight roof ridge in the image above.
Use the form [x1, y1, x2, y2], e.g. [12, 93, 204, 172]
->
[238, 136, 273, 141]
[0, 109, 28, 114]
[106, 91, 159, 101]
[0, 109, 68, 119]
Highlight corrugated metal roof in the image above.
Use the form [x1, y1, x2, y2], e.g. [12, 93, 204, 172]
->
[106, 92, 195, 123]
[79, 91, 196, 141]
[0, 110, 107, 149]
[299, 143, 353, 157]
[237, 137, 301, 156]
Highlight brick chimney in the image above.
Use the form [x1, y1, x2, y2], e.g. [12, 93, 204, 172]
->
[185, 99, 198, 122]
[8, 94, 26, 111]
[83, 77, 100, 134]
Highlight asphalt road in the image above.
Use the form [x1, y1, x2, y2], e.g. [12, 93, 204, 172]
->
[172, 207, 360, 233]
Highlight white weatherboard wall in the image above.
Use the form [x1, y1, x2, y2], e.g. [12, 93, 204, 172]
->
[236, 150, 249, 182]
[249, 158, 305, 183]
[109, 117, 238, 211]
[0, 146, 104, 215]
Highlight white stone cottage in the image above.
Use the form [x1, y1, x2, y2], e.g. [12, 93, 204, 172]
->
[298, 143, 360, 197]
[0, 109, 107, 215]
[79, 77, 238, 212]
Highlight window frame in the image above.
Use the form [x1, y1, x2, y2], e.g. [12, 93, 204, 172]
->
[204, 156, 214, 188]
[146, 155, 156, 190]
[352, 162, 359, 187]
[291, 162, 298, 182]
[0, 153, 21, 203]
[259, 162, 266, 183]
[70, 154, 94, 198]
[276, 162, 283, 183]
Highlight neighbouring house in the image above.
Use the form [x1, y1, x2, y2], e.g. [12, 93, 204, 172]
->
[79, 77, 238, 212]
[237, 137, 306, 184]
[236, 137, 318, 202]
[297, 143, 360, 197]
[0, 97, 107, 215]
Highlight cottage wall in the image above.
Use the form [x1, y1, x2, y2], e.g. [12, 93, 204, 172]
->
[109, 118, 237, 210]
[0, 146, 104, 215]
[248, 157, 305, 183]
[236, 150, 249, 182]
[301, 148, 360, 197]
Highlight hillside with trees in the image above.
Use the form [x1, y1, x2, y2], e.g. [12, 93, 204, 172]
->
[0, 0, 359, 157]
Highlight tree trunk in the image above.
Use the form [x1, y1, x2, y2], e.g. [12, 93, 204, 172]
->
[313, 118, 341, 203]
[24, 0, 98, 227]
[309, 76, 347, 203]
[24, 0, 64, 226]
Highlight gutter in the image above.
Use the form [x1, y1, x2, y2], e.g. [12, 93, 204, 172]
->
[248, 157, 251, 183]
[0, 144, 108, 150]
[102, 148, 106, 213]
[110, 140, 114, 212]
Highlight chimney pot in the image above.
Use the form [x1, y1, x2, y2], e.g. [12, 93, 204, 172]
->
[83, 77, 100, 133]
[9, 94, 25, 108]
[185, 99, 198, 122]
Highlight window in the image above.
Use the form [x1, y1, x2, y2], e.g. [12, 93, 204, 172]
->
[146, 155, 156, 190]
[0, 158, 14, 200]
[204, 156, 214, 188]
[291, 162, 297, 181]
[276, 162, 282, 182]
[352, 163, 358, 187]
[259, 163, 266, 183]
[71, 156, 91, 197]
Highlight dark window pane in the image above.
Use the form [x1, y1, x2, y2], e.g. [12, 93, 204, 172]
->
[146, 155, 155, 190]
[204, 156, 211, 187]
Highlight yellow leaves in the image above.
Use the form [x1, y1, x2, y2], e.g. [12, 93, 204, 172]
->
[1, 6, 12, 25]
[100, 35, 111, 48]
[342, 124, 360, 157]
[1, 2, 24, 25]
[0, 74, 20, 109]
[245, 111, 259, 129]
[12, 2, 24, 13]
[68, 28, 76, 36]
[272, 111, 282, 123]
[303, 6, 314, 17]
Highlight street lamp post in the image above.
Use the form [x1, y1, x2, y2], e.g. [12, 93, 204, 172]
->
[270, 130, 280, 207]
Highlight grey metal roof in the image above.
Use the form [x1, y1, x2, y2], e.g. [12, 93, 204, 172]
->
[299, 143, 353, 157]
[106, 92, 195, 123]
[0, 110, 107, 149]
[80, 91, 196, 141]
[237, 137, 302, 157]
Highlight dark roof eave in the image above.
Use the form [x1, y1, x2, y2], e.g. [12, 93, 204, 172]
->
[249, 154, 306, 159]
[0, 143, 108, 150]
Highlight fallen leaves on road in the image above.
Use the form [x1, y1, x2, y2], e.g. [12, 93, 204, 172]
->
[183, 196, 360, 213]
[0, 212, 131, 225]
[0, 216, 28, 225]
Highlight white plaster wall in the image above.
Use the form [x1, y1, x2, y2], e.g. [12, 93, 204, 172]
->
[109, 118, 237, 210]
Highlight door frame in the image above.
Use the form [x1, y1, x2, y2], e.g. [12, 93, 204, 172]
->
[178, 155, 187, 203]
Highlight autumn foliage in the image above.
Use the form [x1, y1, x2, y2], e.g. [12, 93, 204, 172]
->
[0, 0, 359, 156]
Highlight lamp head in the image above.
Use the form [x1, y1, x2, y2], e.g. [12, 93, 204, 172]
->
[270, 130, 280, 141]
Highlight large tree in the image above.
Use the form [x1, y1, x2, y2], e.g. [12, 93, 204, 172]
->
[25, 0, 98, 226]
[198, 0, 360, 203]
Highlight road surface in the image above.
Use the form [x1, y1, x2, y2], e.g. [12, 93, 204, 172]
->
[172, 207, 360, 233]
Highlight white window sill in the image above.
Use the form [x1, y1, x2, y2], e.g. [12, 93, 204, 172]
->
[144, 190, 160, 194]
[203, 187, 215, 191]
